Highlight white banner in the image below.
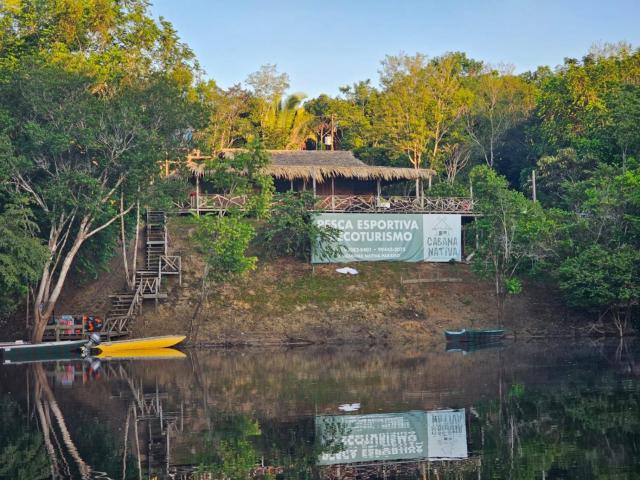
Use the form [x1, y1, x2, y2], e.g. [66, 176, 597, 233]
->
[422, 214, 462, 262]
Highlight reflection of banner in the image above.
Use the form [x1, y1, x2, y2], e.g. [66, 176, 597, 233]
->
[312, 213, 461, 263]
[316, 409, 467, 466]
[427, 409, 468, 459]
[316, 411, 428, 465]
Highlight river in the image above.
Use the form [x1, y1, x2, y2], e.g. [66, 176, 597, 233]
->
[1, 339, 639, 479]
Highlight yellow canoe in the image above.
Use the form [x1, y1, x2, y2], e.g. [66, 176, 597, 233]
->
[95, 348, 186, 360]
[96, 335, 186, 354]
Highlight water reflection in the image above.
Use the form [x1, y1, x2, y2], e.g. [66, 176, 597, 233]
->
[0, 339, 639, 479]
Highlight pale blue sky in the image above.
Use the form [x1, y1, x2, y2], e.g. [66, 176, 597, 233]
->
[151, 0, 640, 98]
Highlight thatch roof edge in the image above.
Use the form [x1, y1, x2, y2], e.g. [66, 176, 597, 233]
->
[266, 165, 435, 182]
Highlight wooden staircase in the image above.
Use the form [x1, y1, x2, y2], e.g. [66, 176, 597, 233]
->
[101, 210, 181, 339]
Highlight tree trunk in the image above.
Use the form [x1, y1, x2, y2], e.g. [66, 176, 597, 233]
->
[129, 199, 141, 290]
[121, 192, 131, 289]
[32, 226, 87, 342]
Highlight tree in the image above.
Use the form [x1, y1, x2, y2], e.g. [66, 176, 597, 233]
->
[0, 201, 48, 316]
[558, 245, 639, 336]
[470, 166, 556, 311]
[378, 53, 473, 172]
[188, 215, 256, 342]
[199, 140, 274, 217]
[0, 0, 197, 91]
[553, 165, 640, 334]
[0, 64, 192, 341]
[259, 192, 343, 261]
[245, 64, 289, 102]
[196, 81, 253, 152]
[257, 93, 314, 149]
[464, 69, 535, 168]
[534, 148, 598, 208]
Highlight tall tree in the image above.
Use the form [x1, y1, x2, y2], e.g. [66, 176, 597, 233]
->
[378, 53, 473, 172]
[470, 166, 557, 311]
[0, 65, 191, 341]
[464, 68, 535, 168]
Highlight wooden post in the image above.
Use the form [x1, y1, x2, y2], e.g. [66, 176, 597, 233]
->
[331, 177, 336, 210]
[420, 178, 424, 209]
[312, 168, 317, 198]
[330, 114, 335, 151]
[532, 169, 537, 202]
[25, 288, 30, 330]
[195, 175, 200, 217]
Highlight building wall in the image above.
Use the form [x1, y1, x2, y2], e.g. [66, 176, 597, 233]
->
[273, 177, 378, 195]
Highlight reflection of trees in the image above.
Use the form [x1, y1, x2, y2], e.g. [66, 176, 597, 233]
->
[28, 362, 141, 479]
[470, 366, 640, 479]
[32, 363, 93, 479]
[191, 412, 262, 478]
[0, 397, 49, 479]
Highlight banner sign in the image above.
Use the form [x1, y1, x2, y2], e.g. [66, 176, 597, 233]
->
[312, 213, 462, 263]
[316, 409, 467, 466]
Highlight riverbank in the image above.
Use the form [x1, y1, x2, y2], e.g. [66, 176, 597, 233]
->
[37, 216, 592, 346]
[129, 217, 585, 346]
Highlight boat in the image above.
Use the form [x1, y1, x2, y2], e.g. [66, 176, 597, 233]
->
[95, 348, 186, 360]
[94, 335, 186, 354]
[1, 340, 87, 365]
[444, 328, 505, 342]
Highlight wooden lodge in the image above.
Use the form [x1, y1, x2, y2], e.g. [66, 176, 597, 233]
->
[177, 150, 476, 215]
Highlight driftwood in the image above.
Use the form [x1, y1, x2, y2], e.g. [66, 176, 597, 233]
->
[401, 275, 463, 285]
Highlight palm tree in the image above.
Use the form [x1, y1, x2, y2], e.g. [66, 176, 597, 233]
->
[259, 93, 314, 149]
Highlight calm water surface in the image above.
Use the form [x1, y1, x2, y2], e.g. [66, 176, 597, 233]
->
[1, 339, 639, 479]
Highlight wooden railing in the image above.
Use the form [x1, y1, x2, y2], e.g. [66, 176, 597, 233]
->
[160, 255, 182, 285]
[181, 194, 476, 214]
[101, 316, 133, 338]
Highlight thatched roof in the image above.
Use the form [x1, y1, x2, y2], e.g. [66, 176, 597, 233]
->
[188, 149, 435, 183]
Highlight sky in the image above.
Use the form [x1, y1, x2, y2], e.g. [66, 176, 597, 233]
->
[151, 0, 640, 98]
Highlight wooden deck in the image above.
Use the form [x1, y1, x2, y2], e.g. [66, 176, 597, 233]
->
[181, 194, 476, 215]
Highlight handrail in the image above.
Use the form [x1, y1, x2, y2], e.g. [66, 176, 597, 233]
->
[187, 193, 476, 213]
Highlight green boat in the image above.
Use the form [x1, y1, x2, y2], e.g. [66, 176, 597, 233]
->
[1, 340, 87, 365]
[444, 328, 505, 342]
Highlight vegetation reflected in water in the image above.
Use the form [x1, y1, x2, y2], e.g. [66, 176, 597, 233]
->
[0, 340, 639, 479]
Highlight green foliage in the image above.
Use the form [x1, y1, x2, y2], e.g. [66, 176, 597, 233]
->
[0, 202, 48, 315]
[505, 277, 523, 295]
[203, 140, 274, 218]
[259, 192, 344, 261]
[551, 164, 640, 317]
[0, 0, 197, 90]
[558, 245, 640, 310]
[0, 0, 199, 337]
[145, 176, 192, 213]
[425, 180, 469, 197]
[470, 166, 556, 300]
[192, 215, 257, 284]
[193, 414, 261, 478]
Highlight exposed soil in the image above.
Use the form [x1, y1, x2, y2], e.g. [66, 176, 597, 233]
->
[37, 216, 589, 347]
[131, 217, 584, 347]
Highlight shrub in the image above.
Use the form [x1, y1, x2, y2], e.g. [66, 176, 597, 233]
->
[259, 192, 343, 261]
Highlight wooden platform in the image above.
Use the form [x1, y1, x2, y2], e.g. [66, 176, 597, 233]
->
[178, 193, 477, 215]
